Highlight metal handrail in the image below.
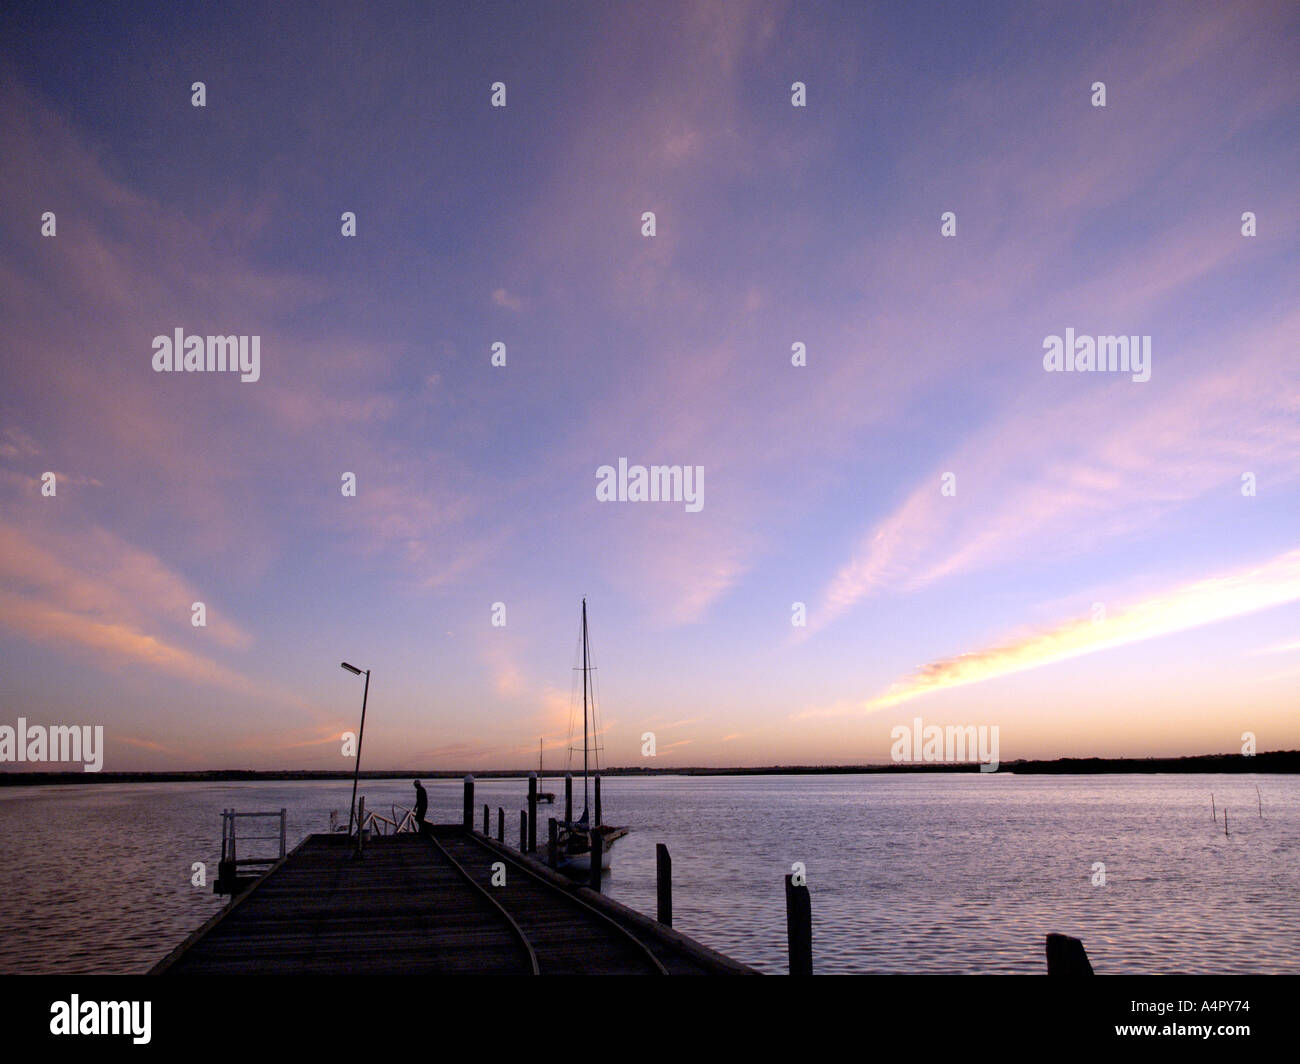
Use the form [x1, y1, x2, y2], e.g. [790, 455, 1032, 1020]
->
[221, 808, 287, 865]
[352, 801, 419, 839]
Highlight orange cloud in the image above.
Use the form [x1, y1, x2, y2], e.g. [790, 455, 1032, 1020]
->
[0, 520, 252, 651]
[0, 587, 260, 694]
[864, 547, 1300, 711]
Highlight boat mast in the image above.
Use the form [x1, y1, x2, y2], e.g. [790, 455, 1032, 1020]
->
[582, 597, 590, 819]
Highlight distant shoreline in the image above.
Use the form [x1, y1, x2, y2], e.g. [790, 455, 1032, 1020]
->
[1, 750, 1296, 785]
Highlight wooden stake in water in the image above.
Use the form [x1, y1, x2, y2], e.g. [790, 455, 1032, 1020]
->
[1257, 784, 1263, 819]
[656, 843, 672, 927]
[1224, 809, 1229, 837]
[784, 874, 813, 976]
[527, 773, 538, 853]
[1211, 793, 1216, 821]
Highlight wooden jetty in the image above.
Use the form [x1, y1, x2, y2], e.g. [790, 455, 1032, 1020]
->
[152, 824, 756, 975]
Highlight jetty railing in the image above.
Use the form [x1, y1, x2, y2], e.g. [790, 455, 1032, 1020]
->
[357, 803, 418, 837]
[216, 808, 286, 894]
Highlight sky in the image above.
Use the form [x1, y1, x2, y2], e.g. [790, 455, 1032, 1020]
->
[1, 0, 1298, 771]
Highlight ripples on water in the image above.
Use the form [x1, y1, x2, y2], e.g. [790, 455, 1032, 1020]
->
[0, 774, 1295, 974]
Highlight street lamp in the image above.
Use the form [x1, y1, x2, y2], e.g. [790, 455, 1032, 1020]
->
[341, 661, 370, 838]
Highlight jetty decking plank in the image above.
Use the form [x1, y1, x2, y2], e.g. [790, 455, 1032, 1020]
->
[156, 828, 754, 975]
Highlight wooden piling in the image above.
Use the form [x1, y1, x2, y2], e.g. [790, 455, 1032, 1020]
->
[588, 830, 603, 891]
[527, 773, 538, 852]
[483, 803, 489, 835]
[462, 775, 474, 831]
[548, 817, 558, 869]
[519, 809, 526, 851]
[565, 773, 573, 823]
[497, 807, 504, 842]
[656, 843, 672, 927]
[1225, 809, 1229, 837]
[784, 874, 811, 975]
[594, 774, 602, 825]
[1045, 933, 1094, 974]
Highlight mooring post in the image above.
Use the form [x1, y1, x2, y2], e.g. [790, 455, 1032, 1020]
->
[565, 773, 573, 823]
[784, 874, 812, 975]
[497, 807, 504, 842]
[1045, 933, 1094, 974]
[548, 817, 559, 868]
[594, 774, 602, 825]
[218, 809, 233, 892]
[519, 809, 526, 851]
[656, 843, 672, 926]
[483, 803, 489, 835]
[588, 830, 603, 891]
[357, 796, 366, 856]
[462, 775, 474, 831]
[527, 773, 538, 852]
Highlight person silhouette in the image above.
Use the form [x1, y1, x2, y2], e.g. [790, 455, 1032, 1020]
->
[413, 780, 427, 831]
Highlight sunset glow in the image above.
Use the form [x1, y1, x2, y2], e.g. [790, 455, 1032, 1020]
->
[2, 0, 1298, 771]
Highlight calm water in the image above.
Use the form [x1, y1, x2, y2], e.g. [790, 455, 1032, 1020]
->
[0, 773, 1296, 974]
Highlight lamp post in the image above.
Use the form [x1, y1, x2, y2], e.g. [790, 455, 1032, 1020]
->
[341, 662, 370, 838]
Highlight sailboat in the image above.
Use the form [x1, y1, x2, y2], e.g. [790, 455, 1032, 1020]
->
[553, 598, 628, 873]
[537, 738, 555, 804]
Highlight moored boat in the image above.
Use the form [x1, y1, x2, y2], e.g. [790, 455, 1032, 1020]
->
[537, 738, 556, 803]
[552, 597, 627, 873]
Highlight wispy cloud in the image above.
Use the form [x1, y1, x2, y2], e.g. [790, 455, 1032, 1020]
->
[862, 547, 1300, 711]
[1252, 638, 1300, 656]
[0, 586, 259, 694]
[0, 518, 253, 650]
[809, 314, 1300, 633]
[491, 287, 525, 312]
[116, 735, 200, 761]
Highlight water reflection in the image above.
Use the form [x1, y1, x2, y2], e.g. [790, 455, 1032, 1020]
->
[0, 773, 1294, 973]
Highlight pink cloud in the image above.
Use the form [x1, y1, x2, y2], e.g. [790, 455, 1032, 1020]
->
[810, 309, 1300, 631]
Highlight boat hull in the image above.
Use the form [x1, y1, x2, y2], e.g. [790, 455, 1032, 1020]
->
[555, 827, 627, 872]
